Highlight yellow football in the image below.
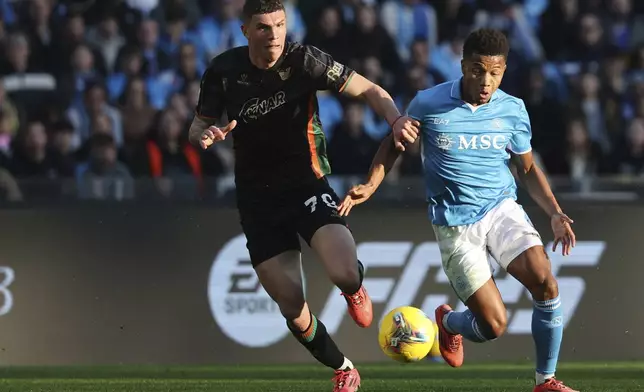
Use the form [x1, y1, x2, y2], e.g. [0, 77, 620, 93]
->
[378, 306, 435, 363]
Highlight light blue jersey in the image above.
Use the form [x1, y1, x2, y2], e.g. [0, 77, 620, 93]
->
[406, 79, 533, 226]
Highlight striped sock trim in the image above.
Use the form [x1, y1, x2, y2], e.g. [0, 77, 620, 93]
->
[301, 315, 318, 343]
[534, 296, 562, 311]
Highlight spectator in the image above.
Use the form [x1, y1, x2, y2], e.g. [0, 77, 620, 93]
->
[152, 42, 203, 109]
[24, 0, 57, 72]
[380, 0, 438, 63]
[539, 0, 581, 61]
[0, 167, 21, 201]
[345, 3, 403, 89]
[85, 13, 127, 74]
[1, 32, 57, 120]
[604, 0, 644, 50]
[0, 82, 20, 144]
[0, 108, 14, 157]
[67, 82, 123, 150]
[563, 116, 603, 184]
[58, 44, 103, 109]
[76, 133, 134, 200]
[616, 117, 644, 176]
[144, 108, 203, 197]
[48, 119, 78, 178]
[328, 99, 379, 175]
[197, 0, 246, 59]
[303, 5, 347, 64]
[118, 77, 157, 149]
[119, 19, 172, 77]
[157, 6, 204, 62]
[9, 120, 55, 179]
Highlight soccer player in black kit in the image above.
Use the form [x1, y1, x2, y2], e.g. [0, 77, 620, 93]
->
[189, 1, 419, 390]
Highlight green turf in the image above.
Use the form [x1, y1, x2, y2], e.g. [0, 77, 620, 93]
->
[0, 362, 642, 392]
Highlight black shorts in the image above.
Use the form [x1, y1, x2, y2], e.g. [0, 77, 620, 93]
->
[238, 178, 348, 267]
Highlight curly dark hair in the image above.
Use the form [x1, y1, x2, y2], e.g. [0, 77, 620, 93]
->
[463, 28, 509, 59]
[242, 0, 285, 21]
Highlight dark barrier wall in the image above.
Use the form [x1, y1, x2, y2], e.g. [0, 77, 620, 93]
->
[0, 205, 642, 365]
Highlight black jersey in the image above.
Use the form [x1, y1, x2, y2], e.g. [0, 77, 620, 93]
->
[195, 42, 355, 196]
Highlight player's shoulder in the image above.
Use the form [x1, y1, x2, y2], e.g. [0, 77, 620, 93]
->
[408, 80, 456, 113]
[494, 89, 527, 111]
[283, 41, 330, 64]
[206, 46, 249, 74]
[415, 80, 456, 102]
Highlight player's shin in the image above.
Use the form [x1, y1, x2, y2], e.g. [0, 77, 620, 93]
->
[340, 260, 365, 295]
[443, 309, 490, 343]
[532, 296, 563, 384]
[287, 312, 353, 371]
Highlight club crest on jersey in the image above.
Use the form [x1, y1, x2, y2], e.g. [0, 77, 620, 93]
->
[278, 67, 292, 80]
[487, 118, 504, 129]
[237, 74, 251, 86]
[239, 91, 287, 123]
[435, 133, 454, 150]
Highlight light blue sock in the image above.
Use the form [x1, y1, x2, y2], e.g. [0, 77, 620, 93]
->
[532, 296, 563, 383]
[444, 309, 488, 343]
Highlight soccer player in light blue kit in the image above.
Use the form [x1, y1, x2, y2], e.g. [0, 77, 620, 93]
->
[338, 29, 579, 392]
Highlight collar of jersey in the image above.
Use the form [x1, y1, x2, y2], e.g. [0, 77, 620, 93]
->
[450, 78, 500, 105]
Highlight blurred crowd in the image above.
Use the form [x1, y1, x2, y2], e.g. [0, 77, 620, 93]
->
[0, 0, 644, 202]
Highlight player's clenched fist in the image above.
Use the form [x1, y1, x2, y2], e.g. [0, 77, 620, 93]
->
[392, 116, 420, 151]
[200, 120, 237, 149]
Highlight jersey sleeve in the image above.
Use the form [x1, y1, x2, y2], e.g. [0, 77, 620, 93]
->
[405, 94, 424, 122]
[509, 100, 532, 155]
[302, 45, 355, 93]
[195, 66, 226, 120]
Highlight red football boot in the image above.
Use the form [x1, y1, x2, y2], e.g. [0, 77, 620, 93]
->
[533, 378, 580, 392]
[332, 368, 361, 392]
[341, 285, 373, 328]
[435, 304, 464, 368]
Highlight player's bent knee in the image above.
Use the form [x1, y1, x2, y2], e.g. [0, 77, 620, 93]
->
[528, 274, 559, 301]
[508, 246, 559, 300]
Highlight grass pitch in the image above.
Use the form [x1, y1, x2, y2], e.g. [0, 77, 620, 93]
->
[0, 362, 642, 391]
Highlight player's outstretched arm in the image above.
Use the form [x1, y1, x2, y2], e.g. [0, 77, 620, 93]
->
[341, 73, 420, 151]
[302, 44, 418, 148]
[338, 133, 401, 216]
[511, 151, 576, 255]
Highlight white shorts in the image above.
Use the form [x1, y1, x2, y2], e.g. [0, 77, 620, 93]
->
[432, 198, 543, 302]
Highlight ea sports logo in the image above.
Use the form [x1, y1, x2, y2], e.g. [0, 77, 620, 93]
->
[207, 234, 289, 348]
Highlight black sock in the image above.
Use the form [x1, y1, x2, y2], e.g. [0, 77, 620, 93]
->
[287, 313, 345, 369]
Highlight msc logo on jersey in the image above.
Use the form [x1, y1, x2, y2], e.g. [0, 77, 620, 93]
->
[458, 135, 508, 150]
[239, 91, 287, 123]
[435, 133, 508, 151]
